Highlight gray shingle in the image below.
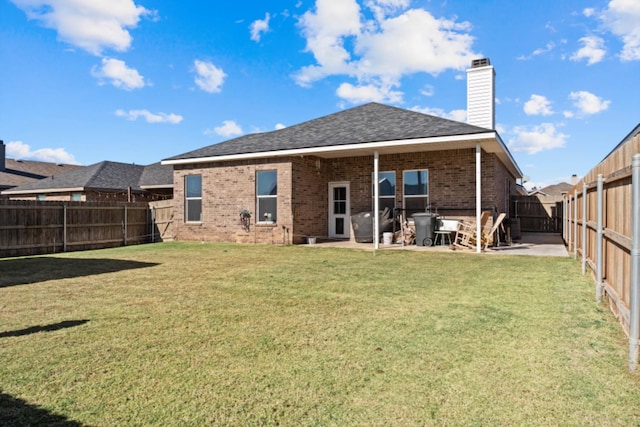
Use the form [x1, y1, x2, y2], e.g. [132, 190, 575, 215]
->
[3, 161, 145, 193]
[165, 102, 490, 161]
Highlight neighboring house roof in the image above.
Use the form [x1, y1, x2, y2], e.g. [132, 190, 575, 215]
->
[139, 162, 174, 189]
[162, 102, 522, 178]
[536, 182, 572, 197]
[1, 161, 148, 195]
[0, 158, 84, 190]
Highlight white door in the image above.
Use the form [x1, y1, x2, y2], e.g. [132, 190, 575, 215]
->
[329, 182, 350, 239]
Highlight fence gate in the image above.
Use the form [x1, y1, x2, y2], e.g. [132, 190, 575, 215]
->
[511, 195, 563, 233]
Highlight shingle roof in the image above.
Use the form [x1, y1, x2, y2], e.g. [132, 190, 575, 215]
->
[0, 159, 84, 189]
[2, 161, 146, 193]
[164, 102, 490, 161]
[139, 162, 173, 188]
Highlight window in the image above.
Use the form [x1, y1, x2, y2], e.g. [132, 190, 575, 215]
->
[185, 175, 202, 222]
[372, 171, 396, 212]
[403, 169, 428, 215]
[37, 194, 46, 201]
[71, 192, 82, 201]
[257, 170, 277, 222]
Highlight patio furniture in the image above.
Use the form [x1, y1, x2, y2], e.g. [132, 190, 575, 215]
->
[452, 211, 491, 250]
[351, 208, 394, 243]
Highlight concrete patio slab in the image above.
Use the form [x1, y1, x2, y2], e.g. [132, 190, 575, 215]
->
[303, 232, 568, 257]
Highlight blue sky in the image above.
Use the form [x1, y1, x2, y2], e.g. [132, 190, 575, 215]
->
[2, 0, 639, 190]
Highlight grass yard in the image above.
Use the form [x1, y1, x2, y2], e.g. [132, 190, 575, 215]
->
[1, 242, 639, 426]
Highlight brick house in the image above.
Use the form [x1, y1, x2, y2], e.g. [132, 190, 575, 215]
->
[163, 60, 523, 246]
[0, 140, 84, 194]
[1, 160, 173, 202]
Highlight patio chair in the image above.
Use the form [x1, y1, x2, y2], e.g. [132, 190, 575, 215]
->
[451, 211, 491, 250]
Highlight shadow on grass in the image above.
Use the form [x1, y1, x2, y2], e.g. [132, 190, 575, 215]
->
[0, 320, 89, 339]
[0, 391, 86, 426]
[0, 257, 159, 288]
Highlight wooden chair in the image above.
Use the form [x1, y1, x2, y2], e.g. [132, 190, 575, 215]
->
[481, 213, 506, 250]
[451, 211, 492, 251]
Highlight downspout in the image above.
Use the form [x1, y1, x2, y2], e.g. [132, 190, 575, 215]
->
[476, 144, 481, 253]
[374, 151, 380, 250]
[629, 154, 640, 371]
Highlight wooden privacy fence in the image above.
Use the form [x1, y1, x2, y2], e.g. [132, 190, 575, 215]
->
[0, 199, 175, 258]
[512, 195, 562, 233]
[564, 126, 640, 371]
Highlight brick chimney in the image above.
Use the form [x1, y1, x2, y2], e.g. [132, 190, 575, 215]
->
[0, 140, 5, 172]
[466, 58, 495, 130]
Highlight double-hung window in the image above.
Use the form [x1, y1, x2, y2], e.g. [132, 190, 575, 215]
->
[373, 171, 396, 212]
[403, 169, 429, 215]
[257, 170, 277, 222]
[185, 175, 202, 222]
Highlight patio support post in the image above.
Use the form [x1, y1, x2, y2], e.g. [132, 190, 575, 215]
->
[596, 174, 604, 303]
[374, 151, 380, 250]
[582, 181, 587, 274]
[475, 144, 481, 253]
[629, 154, 640, 372]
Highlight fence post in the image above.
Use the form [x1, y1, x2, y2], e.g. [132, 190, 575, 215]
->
[123, 205, 128, 246]
[596, 174, 604, 303]
[63, 205, 67, 252]
[582, 181, 587, 274]
[151, 206, 155, 243]
[568, 195, 572, 252]
[573, 193, 578, 259]
[629, 154, 640, 371]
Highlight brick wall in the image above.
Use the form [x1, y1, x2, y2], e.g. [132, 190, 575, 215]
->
[172, 149, 517, 244]
[173, 159, 293, 244]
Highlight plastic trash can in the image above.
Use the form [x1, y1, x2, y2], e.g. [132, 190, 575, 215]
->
[413, 213, 438, 246]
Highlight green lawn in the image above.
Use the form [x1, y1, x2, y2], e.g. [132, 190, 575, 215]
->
[1, 242, 639, 426]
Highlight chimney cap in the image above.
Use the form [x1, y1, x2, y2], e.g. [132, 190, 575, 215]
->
[471, 58, 491, 68]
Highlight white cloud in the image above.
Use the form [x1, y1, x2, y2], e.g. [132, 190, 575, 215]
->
[205, 120, 243, 137]
[250, 13, 270, 42]
[6, 140, 79, 164]
[600, 0, 640, 61]
[518, 42, 556, 60]
[336, 82, 402, 104]
[568, 90, 611, 114]
[193, 60, 226, 93]
[410, 106, 467, 122]
[420, 84, 434, 97]
[10, 0, 153, 55]
[91, 58, 146, 90]
[275, 123, 286, 130]
[583, 8, 596, 17]
[508, 123, 568, 154]
[295, 0, 478, 104]
[570, 36, 606, 65]
[115, 109, 183, 124]
[295, 0, 362, 87]
[523, 94, 554, 116]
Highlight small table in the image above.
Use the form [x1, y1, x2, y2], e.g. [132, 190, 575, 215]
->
[434, 230, 452, 246]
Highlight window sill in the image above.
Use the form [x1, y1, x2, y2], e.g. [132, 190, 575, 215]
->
[256, 221, 278, 227]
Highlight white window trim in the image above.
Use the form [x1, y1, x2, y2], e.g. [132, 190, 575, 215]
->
[185, 175, 202, 223]
[257, 170, 277, 223]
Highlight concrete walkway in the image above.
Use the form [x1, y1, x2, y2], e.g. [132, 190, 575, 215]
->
[304, 232, 568, 257]
[487, 232, 568, 257]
